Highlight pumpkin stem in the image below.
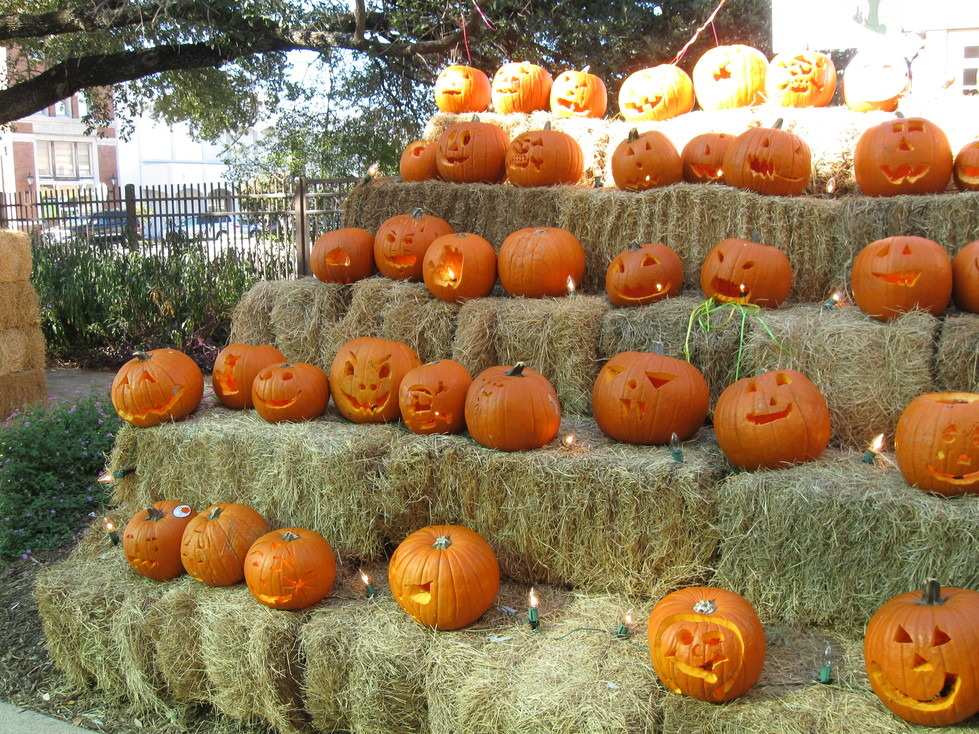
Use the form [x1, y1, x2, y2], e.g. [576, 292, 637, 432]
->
[895, 111, 905, 119]
[581, 65, 591, 74]
[693, 599, 718, 615]
[134, 351, 151, 362]
[917, 578, 946, 606]
[543, 120, 552, 131]
[470, 114, 480, 123]
[505, 362, 527, 377]
[207, 505, 223, 521]
[627, 128, 640, 143]
[281, 530, 301, 542]
[772, 118, 784, 129]
[651, 341, 665, 356]
[411, 207, 425, 219]
[432, 535, 453, 550]
[145, 506, 165, 522]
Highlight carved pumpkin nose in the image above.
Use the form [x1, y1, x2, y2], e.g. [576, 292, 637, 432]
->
[912, 654, 933, 672]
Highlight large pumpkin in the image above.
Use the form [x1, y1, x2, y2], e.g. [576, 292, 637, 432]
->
[766, 51, 837, 108]
[700, 238, 792, 308]
[435, 117, 510, 184]
[618, 64, 694, 122]
[722, 119, 811, 196]
[111, 349, 205, 428]
[605, 243, 684, 307]
[465, 363, 561, 451]
[505, 123, 584, 187]
[549, 67, 607, 118]
[491, 62, 552, 114]
[251, 362, 330, 423]
[180, 503, 270, 587]
[713, 369, 831, 471]
[611, 128, 682, 192]
[388, 524, 500, 630]
[843, 51, 910, 112]
[329, 336, 421, 424]
[434, 65, 491, 113]
[497, 227, 586, 298]
[952, 240, 979, 313]
[422, 232, 497, 303]
[647, 586, 765, 702]
[853, 116, 953, 197]
[681, 132, 734, 184]
[953, 140, 979, 191]
[398, 359, 472, 435]
[865, 579, 979, 726]
[399, 140, 441, 182]
[122, 500, 198, 582]
[592, 348, 709, 445]
[692, 45, 768, 111]
[244, 528, 337, 610]
[310, 227, 377, 285]
[373, 208, 454, 282]
[894, 392, 979, 497]
[850, 236, 952, 321]
[211, 343, 286, 410]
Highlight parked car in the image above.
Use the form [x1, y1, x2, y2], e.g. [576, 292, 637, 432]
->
[167, 213, 251, 243]
[52, 210, 142, 246]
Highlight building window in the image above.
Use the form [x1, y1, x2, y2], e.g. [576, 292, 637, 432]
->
[53, 99, 71, 117]
[35, 141, 93, 180]
[964, 45, 979, 94]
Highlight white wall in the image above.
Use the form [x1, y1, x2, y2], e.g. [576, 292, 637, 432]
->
[117, 118, 231, 188]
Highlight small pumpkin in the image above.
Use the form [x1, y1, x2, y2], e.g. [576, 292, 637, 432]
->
[722, 119, 811, 196]
[491, 62, 553, 114]
[244, 527, 337, 610]
[465, 363, 561, 451]
[505, 122, 584, 187]
[212, 343, 286, 410]
[605, 243, 684, 307]
[434, 65, 491, 114]
[549, 66, 607, 118]
[123, 500, 198, 582]
[611, 128, 682, 192]
[497, 227, 586, 298]
[252, 362, 330, 423]
[329, 336, 421, 424]
[310, 227, 377, 284]
[850, 236, 952, 321]
[647, 586, 765, 702]
[399, 140, 441, 182]
[700, 238, 792, 308]
[422, 232, 498, 303]
[374, 208, 454, 282]
[953, 140, 979, 192]
[180, 503, 270, 587]
[435, 117, 510, 184]
[388, 524, 501, 630]
[618, 64, 695, 122]
[766, 51, 837, 108]
[399, 359, 473, 435]
[853, 115, 953, 197]
[692, 44, 768, 111]
[681, 132, 734, 184]
[843, 51, 910, 112]
[952, 240, 979, 313]
[111, 349, 205, 428]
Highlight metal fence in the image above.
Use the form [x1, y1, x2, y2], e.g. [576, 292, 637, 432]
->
[0, 177, 361, 278]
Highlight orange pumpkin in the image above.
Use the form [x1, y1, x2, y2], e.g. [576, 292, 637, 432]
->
[611, 128, 682, 192]
[180, 503, 270, 587]
[700, 238, 792, 308]
[605, 243, 684, 307]
[422, 232, 498, 303]
[310, 227, 377, 284]
[692, 44, 768, 111]
[123, 500, 198, 582]
[212, 343, 286, 410]
[952, 139, 979, 192]
[111, 349, 204, 428]
[399, 140, 441, 182]
[854, 116, 953, 197]
[328, 336, 421, 424]
[251, 362, 330, 423]
[497, 226, 586, 298]
[434, 65, 491, 113]
[766, 51, 837, 108]
[549, 67, 607, 118]
[244, 528, 337, 610]
[850, 236, 952, 321]
[952, 240, 979, 313]
[374, 208, 454, 282]
[398, 359, 473, 435]
[505, 123, 584, 187]
[618, 64, 695, 122]
[843, 51, 910, 112]
[491, 62, 553, 114]
[681, 132, 734, 184]
[722, 120, 811, 196]
[465, 363, 561, 451]
[435, 117, 510, 184]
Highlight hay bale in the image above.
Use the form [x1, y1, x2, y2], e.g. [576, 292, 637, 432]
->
[228, 280, 279, 345]
[450, 298, 501, 378]
[741, 307, 938, 449]
[148, 579, 212, 704]
[934, 312, 979, 392]
[0, 230, 32, 282]
[711, 456, 979, 630]
[0, 280, 40, 329]
[0, 324, 46, 374]
[0, 368, 46, 418]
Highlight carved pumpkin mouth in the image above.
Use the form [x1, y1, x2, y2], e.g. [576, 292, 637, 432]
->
[747, 405, 792, 425]
[871, 270, 921, 287]
[388, 254, 418, 268]
[959, 165, 979, 183]
[325, 248, 351, 266]
[443, 155, 470, 164]
[869, 663, 960, 710]
[214, 371, 239, 395]
[510, 152, 544, 171]
[626, 96, 664, 115]
[710, 277, 750, 301]
[619, 398, 648, 420]
[746, 157, 804, 182]
[255, 391, 303, 409]
[616, 281, 670, 300]
[341, 391, 391, 412]
[925, 464, 979, 484]
[557, 97, 588, 113]
[409, 581, 433, 604]
[690, 163, 724, 180]
[880, 164, 930, 184]
[667, 653, 728, 684]
[117, 385, 185, 422]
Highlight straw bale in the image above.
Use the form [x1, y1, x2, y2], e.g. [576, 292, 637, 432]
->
[741, 306, 938, 449]
[0, 229, 32, 282]
[0, 280, 40, 329]
[0, 368, 46, 418]
[228, 280, 280, 345]
[147, 579, 213, 704]
[0, 324, 46, 374]
[450, 298, 501, 377]
[934, 312, 979, 393]
[711, 456, 979, 631]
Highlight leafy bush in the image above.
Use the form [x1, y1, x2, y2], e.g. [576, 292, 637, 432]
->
[0, 392, 123, 560]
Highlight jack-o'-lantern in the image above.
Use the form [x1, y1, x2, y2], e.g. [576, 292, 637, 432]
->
[843, 51, 910, 112]
[766, 51, 837, 108]
[618, 64, 695, 122]
[435, 117, 510, 184]
[952, 240, 979, 313]
[422, 232, 497, 303]
[611, 128, 682, 191]
[388, 524, 500, 629]
[854, 116, 953, 196]
[865, 579, 979, 726]
[399, 140, 440, 182]
[647, 586, 765, 702]
[497, 226, 586, 298]
[398, 359, 472, 435]
[491, 62, 552, 114]
[374, 208, 454, 282]
[180, 503, 270, 587]
[111, 349, 205, 428]
[244, 527, 336, 610]
[465, 363, 561, 451]
[722, 119, 812, 196]
[251, 362, 330, 423]
[549, 66, 607, 118]
[310, 227, 377, 284]
[329, 336, 421, 424]
[700, 238, 792, 308]
[592, 348, 709, 444]
[851, 236, 952, 321]
[605, 243, 683, 307]
[952, 140, 979, 192]
[212, 343, 286, 410]
[505, 122, 584, 187]
[894, 392, 979, 496]
[692, 44, 768, 111]
[123, 500, 198, 582]
[434, 65, 491, 113]
[713, 369, 831, 471]
[681, 132, 734, 184]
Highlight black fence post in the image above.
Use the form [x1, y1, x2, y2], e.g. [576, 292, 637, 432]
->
[124, 183, 139, 251]
[0, 192, 7, 230]
[293, 176, 309, 276]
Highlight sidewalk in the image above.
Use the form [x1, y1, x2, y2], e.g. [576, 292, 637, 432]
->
[0, 701, 93, 733]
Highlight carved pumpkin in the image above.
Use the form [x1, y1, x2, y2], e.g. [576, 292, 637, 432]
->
[388, 524, 500, 629]
[212, 343, 286, 410]
[252, 362, 330, 423]
[498, 226, 586, 298]
[434, 65, 491, 114]
[398, 359, 473, 435]
[111, 349, 204, 428]
[865, 579, 979, 726]
[435, 117, 510, 184]
[491, 62, 553, 114]
[180, 503, 270, 587]
[692, 44, 768, 111]
[766, 51, 837, 108]
[605, 243, 684, 307]
[374, 208, 454, 282]
[592, 348, 709, 444]
[952, 140, 979, 192]
[399, 140, 441, 182]
[611, 128, 682, 192]
[952, 240, 979, 313]
[843, 51, 910, 112]
[681, 132, 734, 184]
[123, 500, 198, 582]
[647, 586, 765, 702]
[244, 528, 337, 610]
[894, 392, 979, 497]
[549, 67, 607, 118]
[329, 336, 421, 424]
[310, 227, 377, 284]
[722, 119, 812, 196]
[618, 64, 695, 122]
[422, 232, 498, 303]
[850, 236, 953, 321]
[713, 369, 831, 471]
[505, 123, 584, 187]
[465, 363, 561, 451]
[854, 116, 953, 197]
[700, 238, 792, 308]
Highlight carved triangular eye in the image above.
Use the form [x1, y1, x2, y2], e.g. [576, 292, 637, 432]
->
[704, 145, 712, 156]
[139, 373, 157, 383]
[741, 261, 755, 270]
[877, 242, 891, 257]
[646, 372, 676, 389]
[902, 244, 913, 255]
[894, 625, 913, 643]
[641, 255, 660, 267]
[775, 373, 793, 386]
[746, 381, 758, 393]
[932, 627, 951, 647]
[604, 365, 625, 382]
[761, 138, 771, 148]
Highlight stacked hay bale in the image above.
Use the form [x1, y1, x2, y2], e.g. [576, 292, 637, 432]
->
[0, 230, 46, 416]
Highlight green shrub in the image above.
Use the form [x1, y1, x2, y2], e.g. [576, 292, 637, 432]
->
[0, 392, 123, 560]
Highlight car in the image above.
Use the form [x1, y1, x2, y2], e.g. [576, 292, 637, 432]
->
[61, 210, 142, 246]
[167, 213, 248, 243]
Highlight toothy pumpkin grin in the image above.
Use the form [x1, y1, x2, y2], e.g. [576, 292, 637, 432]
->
[880, 164, 930, 184]
[869, 663, 960, 710]
[341, 390, 391, 412]
[325, 248, 351, 266]
[872, 270, 921, 287]
[118, 385, 185, 422]
[709, 277, 750, 300]
[667, 654, 729, 684]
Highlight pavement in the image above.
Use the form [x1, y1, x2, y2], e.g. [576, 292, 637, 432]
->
[45, 368, 116, 400]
